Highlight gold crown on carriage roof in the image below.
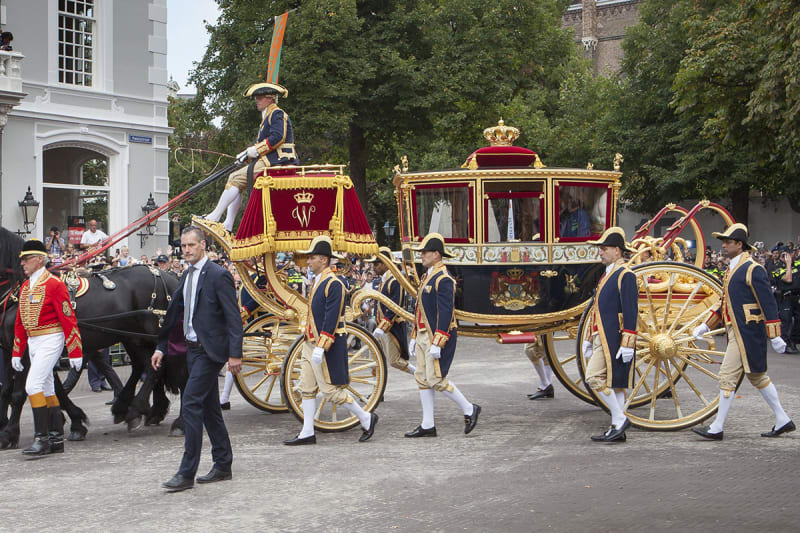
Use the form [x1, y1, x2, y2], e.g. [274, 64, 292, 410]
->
[483, 119, 520, 146]
[294, 191, 314, 204]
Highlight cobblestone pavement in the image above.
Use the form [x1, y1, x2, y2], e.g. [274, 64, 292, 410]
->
[2, 335, 799, 532]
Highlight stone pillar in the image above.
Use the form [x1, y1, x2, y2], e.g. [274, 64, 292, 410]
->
[581, 0, 598, 68]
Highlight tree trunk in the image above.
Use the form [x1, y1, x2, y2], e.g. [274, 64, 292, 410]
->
[348, 123, 368, 217]
[730, 184, 750, 226]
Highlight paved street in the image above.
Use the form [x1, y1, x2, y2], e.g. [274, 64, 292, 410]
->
[2, 335, 799, 532]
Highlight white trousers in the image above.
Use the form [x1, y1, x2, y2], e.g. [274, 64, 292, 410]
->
[25, 332, 64, 397]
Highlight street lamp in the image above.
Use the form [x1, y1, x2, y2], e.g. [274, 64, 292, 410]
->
[383, 220, 396, 247]
[137, 193, 159, 247]
[18, 186, 40, 236]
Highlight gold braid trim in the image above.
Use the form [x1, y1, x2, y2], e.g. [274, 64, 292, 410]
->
[254, 174, 353, 190]
[620, 331, 637, 349]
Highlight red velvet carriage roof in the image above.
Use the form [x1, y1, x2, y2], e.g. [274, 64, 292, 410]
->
[231, 168, 378, 260]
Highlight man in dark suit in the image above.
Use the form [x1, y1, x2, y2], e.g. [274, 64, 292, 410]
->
[152, 226, 243, 492]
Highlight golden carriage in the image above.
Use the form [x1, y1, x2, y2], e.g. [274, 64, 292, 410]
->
[195, 119, 737, 432]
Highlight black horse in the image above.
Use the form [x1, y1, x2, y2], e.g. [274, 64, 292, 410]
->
[0, 227, 187, 448]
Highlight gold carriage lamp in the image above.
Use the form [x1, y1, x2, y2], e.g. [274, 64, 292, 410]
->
[461, 119, 545, 170]
[229, 171, 379, 260]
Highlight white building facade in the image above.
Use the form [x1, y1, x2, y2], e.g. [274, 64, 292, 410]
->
[0, 0, 171, 255]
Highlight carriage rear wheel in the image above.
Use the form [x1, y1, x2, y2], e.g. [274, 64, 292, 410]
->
[542, 331, 597, 405]
[280, 322, 387, 432]
[234, 315, 300, 413]
[577, 261, 739, 431]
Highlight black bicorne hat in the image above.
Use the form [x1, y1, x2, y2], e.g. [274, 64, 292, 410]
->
[587, 227, 635, 253]
[711, 223, 756, 252]
[19, 239, 48, 258]
[413, 233, 453, 258]
[297, 236, 344, 259]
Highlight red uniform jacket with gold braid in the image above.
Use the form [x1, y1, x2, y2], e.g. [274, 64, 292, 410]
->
[12, 270, 83, 360]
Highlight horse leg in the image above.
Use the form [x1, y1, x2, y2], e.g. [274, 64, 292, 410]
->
[0, 369, 27, 449]
[165, 353, 188, 437]
[169, 377, 185, 438]
[54, 371, 90, 442]
[145, 380, 169, 426]
[60, 347, 85, 394]
[112, 345, 144, 424]
[125, 365, 159, 432]
[0, 360, 12, 428]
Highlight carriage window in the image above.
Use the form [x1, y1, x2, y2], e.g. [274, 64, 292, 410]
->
[414, 184, 472, 241]
[485, 194, 542, 242]
[556, 184, 609, 241]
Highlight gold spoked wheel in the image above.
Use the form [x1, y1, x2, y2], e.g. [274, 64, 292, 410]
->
[577, 261, 737, 431]
[280, 322, 387, 432]
[542, 330, 597, 405]
[234, 315, 301, 413]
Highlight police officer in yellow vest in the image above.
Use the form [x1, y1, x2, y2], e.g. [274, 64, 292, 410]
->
[405, 233, 480, 438]
[692, 223, 795, 440]
[365, 247, 415, 376]
[205, 82, 298, 232]
[284, 236, 377, 445]
[581, 228, 638, 443]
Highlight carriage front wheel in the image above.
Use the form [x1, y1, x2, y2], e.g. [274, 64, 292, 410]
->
[280, 322, 387, 432]
[234, 315, 301, 413]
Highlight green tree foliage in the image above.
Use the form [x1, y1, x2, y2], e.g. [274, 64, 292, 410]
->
[185, 0, 585, 235]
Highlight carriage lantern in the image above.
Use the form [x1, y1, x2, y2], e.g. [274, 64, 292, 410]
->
[137, 193, 159, 247]
[18, 186, 40, 236]
[383, 220, 395, 246]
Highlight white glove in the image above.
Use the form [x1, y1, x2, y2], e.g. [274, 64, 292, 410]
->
[616, 347, 635, 364]
[409, 339, 416, 358]
[373, 327, 385, 337]
[692, 323, 710, 341]
[69, 357, 83, 371]
[582, 340, 593, 361]
[235, 149, 248, 163]
[430, 345, 442, 359]
[11, 357, 23, 373]
[246, 145, 260, 159]
[771, 337, 787, 354]
[311, 346, 324, 365]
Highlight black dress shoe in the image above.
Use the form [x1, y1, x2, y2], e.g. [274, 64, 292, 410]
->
[464, 403, 481, 434]
[162, 474, 194, 492]
[359, 413, 378, 442]
[100, 384, 113, 391]
[591, 418, 630, 442]
[196, 467, 232, 484]
[404, 425, 437, 438]
[692, 425, 723, 440]
[761, 420, 796, 437]
[283, 434, 317, 446]
[220, 402, 231, 411]
[785, 343, 798, 354]
[527, 384, 554, 400]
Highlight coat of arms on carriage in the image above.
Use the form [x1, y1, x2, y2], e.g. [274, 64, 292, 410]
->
[490, 268, 540, 311]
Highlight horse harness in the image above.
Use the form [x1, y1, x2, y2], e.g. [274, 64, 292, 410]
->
[61, 266, 172, 340]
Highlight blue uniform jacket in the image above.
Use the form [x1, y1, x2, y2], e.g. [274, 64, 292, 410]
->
[306, 268, 349, 385]
[254, 104, 298, 166]
[413, 263, 457, 377]
[705, 253, 780, 374]
[239, 273, 267, 319]
[588, 259, 638, 389]
[376, 273, 409, 360]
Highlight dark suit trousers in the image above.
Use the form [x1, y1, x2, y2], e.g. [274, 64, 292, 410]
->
[178, 345, 232, 478]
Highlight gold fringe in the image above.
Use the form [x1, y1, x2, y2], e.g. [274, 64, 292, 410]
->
[254, 174, 353, 190]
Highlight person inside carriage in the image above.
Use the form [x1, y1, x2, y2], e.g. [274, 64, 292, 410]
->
[204, 81, 298, 233]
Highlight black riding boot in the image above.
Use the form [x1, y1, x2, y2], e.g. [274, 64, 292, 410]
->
[22, 406, 51, 456]
[48, 406, 64, 454]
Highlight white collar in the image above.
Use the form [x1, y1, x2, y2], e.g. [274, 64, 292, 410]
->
[30, 266, 46, 286]
[381, 270, 392, 282]
[729, 253, 743, 271]
[261, 108, 268, 120]
[604, 262, 615, 275]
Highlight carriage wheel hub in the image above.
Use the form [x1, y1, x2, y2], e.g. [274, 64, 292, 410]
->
[650, 334, 677, 360]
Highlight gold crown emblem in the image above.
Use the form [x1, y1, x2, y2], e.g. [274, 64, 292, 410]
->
[483, 119, 520, 146]
[294, 191, 314, 204]
[507, 267, 524, 279]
